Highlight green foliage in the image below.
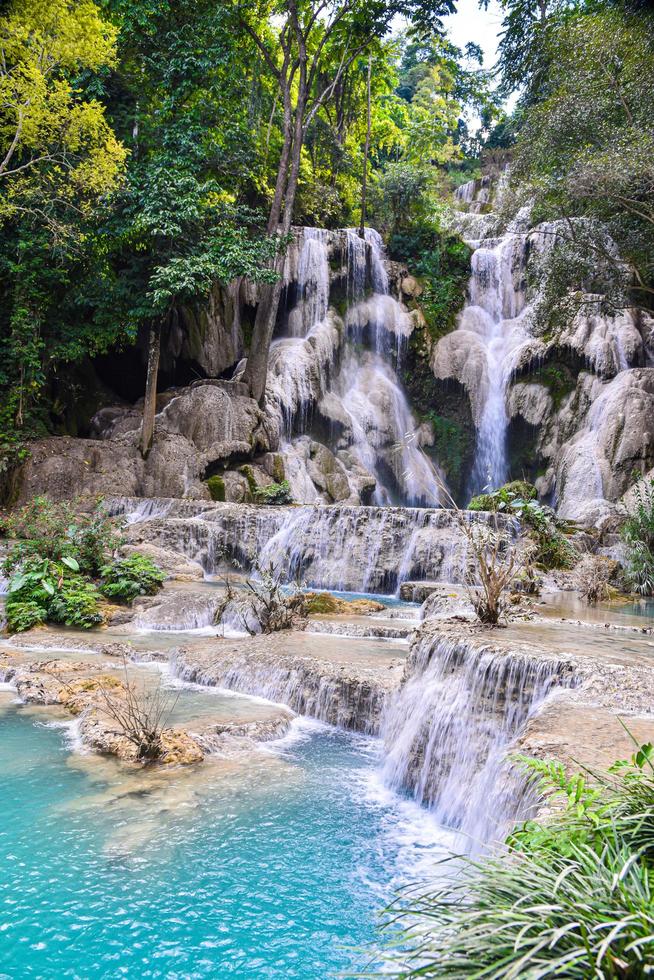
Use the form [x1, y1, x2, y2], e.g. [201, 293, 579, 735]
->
[5, 554, 103, 632]
[508, 5, 654, 322]
[206, 475, 226, 503]
[255, 480, 294, 506]
[622, 478, 654, 596]
[2, 496, 122, 576]
[528, 362, 577, 409]
[468, 480, 538, 512]
[47, 575, 104, 628]
[425, 414, 469, 487]
[5, 599, 48, 633]
[99, 554, 165, 603]
[467, 481, 576, 570]
[383, 740, 654, 978]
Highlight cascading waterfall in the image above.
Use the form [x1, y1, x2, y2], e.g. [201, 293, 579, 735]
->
[269, 225, 443, 506]
[381, 633, 577, 851]
[458, 228, 529, 494]
[105, 496, 502, 593]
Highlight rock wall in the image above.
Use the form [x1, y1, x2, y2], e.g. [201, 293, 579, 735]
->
[437, 178, 654, 522]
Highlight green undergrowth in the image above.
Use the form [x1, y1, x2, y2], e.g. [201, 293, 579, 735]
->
[468, 481, 577, 570]
[255, 480, 293, 505]
[99, 554, 166, 603]
[389, 225, 471, 343]
[622, 477, 654, 596]
[1, 496, 165, 632]
[382, 739, 654, 978]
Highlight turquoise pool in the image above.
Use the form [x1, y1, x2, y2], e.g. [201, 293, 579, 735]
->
[0, 699, 452, 979]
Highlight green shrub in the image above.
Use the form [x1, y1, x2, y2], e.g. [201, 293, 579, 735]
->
[623, 478, 654, 595]
[206, 475, 226, 502]
[6, 599, 48, 633]
[388, 223, 471, 343]
[5, 555, 103, 632]
[99, 554, 165, 603]
[255, 480, 294, 505]
[2, 496, 122, 576]
[383, 743, 654, 978]
[48, 575, 104, 628]
[467, 482, 576, 570]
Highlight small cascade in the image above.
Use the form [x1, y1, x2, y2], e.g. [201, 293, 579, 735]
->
[381, 632, 577, 850]
[171, 648, 388, 734]
[110, 497, 505, 593]
[286, 228, 330, 337]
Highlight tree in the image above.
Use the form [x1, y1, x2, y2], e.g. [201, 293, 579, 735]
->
[0, 0, 126, 228]
[481, 0, 579, 101]
[0, 0, 127, 486]
[91, 0, 281, 456]
[508, 6, 654, 319]
[229, 0, 456, 404]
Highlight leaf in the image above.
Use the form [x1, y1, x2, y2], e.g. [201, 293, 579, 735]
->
[61, 556, 79, 571]
[42, 579, 55, 596]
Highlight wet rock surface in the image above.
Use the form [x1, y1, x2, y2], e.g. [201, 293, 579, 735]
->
[171, 632, 405, 735]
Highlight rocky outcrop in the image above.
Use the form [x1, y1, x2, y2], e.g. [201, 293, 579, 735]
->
[171, 633, 404, 734]
[113, 498, 507, 592]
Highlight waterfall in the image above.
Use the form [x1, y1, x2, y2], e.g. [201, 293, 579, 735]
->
[381, 632, 576, 851]
[267, 226, 443, 506]
[455, 227, 530, 495]
[106, 497, 506, 593]
[330, 229, 443, 506]
[287, 228, 330, 338]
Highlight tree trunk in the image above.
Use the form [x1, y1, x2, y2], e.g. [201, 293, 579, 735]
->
[243, 72, 306, 406]
[140, 321, 161, 459]
[359, 56, 372, 238]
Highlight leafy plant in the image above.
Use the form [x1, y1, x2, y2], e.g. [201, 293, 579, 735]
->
[381, 740, 654, 978]
[5, 599, 48, 633]
[99, 555, 165, 604]
[623, 478, 654, 596]
[468, 482, 577, 571]
[255, 480, 294, 506]
[2, 496, 122, 576]
[5, 554, 103, 632]
[47, 575, 104, 629]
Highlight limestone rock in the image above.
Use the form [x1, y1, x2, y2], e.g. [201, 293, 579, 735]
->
[121, 543, 204, 581]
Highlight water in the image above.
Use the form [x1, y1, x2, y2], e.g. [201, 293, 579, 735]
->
[268, 226, 442, 506]
[0, 705, 453, 979]
[381, 633, 576, 852]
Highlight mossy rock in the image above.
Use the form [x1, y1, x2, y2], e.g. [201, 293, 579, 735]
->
[467, 493, 496, 512]
[304, 592, 385, 616]
[206, 475, 225, 502]
[239, 465, 259, 500]
[467, 480, 538, 511]
[503, 480, 537, 501]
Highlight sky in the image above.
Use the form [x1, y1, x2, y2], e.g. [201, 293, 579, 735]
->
[445, 0, 504, 71]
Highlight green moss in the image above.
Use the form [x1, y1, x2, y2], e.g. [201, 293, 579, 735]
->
[239, 465, 258, 500]
[468, 492, 495, 512]
[305, 593, 339, 614]
[206, 475, 225, 502]
[424, 413, 470, 488]
[270, 454, 286, 484]
[467, 480, 538, 511]
[530, 363, 577, 409]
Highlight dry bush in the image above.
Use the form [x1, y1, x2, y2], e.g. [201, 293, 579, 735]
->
[576, 554, 611, 604]
[218, 558, 307, 635]
[96, 658, 180, 762]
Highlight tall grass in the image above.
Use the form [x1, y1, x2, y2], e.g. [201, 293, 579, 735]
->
[379, 743, 654, 978]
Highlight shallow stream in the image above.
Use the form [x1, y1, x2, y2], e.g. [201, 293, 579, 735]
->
[0, 694, 453, 979]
